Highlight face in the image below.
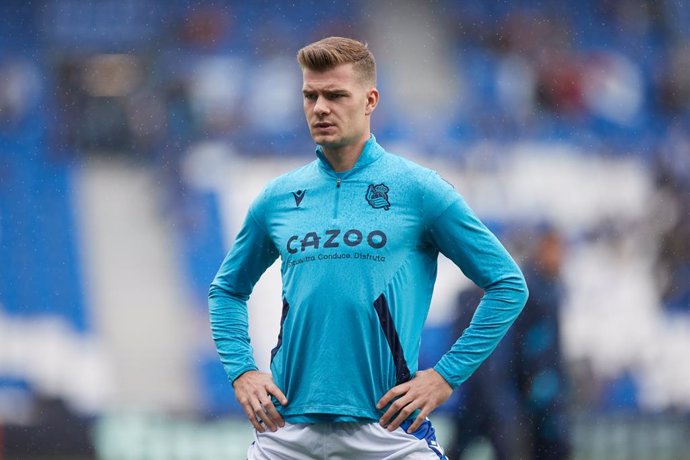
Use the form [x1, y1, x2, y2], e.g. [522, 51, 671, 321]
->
[302, 63, 378, 151]
[538, 231, 564, 278]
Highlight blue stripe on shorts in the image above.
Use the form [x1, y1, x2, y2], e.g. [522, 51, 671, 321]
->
[400, 419, 447, 459]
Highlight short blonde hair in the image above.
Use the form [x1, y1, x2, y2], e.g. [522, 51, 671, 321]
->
[297, 36, 376, 85]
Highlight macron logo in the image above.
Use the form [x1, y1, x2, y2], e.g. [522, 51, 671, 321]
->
[292, 190, 306, 206]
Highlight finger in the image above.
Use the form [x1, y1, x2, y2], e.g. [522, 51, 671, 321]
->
[259, 394, 285, 428]
[379, 393, 413, 427]
[264, 403, 285, 428]
[406, 410, 429, 433]
[242, 404, 265, 433]
[376, 384, 408, 409]
[253, 402, 278, 432]
[386, 400, 420, 432]
[266, 383, 288, 406]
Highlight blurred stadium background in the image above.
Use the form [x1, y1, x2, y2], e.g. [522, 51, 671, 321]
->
[1, 0, 689, 459]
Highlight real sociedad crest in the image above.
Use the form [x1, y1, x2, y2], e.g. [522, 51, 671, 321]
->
[366, 183, 390, 210]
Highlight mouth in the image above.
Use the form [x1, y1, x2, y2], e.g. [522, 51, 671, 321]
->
[313, 122, 335, 130]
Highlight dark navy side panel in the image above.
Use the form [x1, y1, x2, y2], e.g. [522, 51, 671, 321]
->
[270, 298, 290, 362]
[373, 294, 411, 385]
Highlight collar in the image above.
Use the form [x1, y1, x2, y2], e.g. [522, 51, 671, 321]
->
[315, 134, 384, 174]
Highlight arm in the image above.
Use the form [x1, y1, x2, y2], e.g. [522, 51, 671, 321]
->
[379, 187, 528, 433]
[209, 207, 279, 381]
[209, 204, 286, 431]
[429, 198, 528, 387]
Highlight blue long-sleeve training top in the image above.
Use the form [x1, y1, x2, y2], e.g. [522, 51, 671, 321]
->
[209, 135, 528, 424]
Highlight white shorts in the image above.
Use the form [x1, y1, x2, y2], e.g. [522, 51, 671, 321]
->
[246, 418, 447, 460]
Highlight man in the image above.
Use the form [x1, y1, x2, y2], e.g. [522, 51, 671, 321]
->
[450, 226, 571, 460]
[209, 37, 528, 459]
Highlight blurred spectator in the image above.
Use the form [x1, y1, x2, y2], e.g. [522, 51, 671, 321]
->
[581, 51, 644, 126]
[486, 9, 585, 118]
[53, 53, 147, 155]
[449, 226, 571, 460]
[655, 40, 690, 115]
[0, 57, 41, 132]
[653, 123, 690, 312]
[447, 284, 527, 460]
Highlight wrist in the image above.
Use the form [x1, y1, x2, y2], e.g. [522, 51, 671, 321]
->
[231, 366, 259, 386]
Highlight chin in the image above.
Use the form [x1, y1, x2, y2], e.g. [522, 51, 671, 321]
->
[312, 134, 340, 146]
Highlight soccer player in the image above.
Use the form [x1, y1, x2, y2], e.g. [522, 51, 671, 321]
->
[209, 36, 528, 459]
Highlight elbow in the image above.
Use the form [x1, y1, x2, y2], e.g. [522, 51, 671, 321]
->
[208, 281, 222, 303]
[498, 270, 529, 313]
[208, 281, 221, 300]
[516, 273, 529, 310]
[482, 270, 529, 313]
[510, 263, 529, 310]
[208, 279, 249, 304]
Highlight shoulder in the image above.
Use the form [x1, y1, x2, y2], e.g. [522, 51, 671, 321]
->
[377, 147, 460, 221]
[378, 148, 454, 191]
[247, 160, 318, 220]
[260, 160, 319, 199]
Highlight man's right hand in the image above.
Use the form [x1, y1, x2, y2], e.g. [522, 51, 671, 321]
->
[233, 370, 288, 433]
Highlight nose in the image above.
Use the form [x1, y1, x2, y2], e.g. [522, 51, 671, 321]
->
[314, 96, 330, 117]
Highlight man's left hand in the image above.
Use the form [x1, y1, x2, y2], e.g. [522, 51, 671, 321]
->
[376, 368, 453, 433]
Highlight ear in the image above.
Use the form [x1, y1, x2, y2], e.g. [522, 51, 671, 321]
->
[365, 87, 379, 115]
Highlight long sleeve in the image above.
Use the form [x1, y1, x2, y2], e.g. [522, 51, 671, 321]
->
[208, 203, 279, 384]
[428, 196, 528, 389]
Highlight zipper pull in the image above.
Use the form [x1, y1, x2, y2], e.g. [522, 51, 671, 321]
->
[336, 178, 341, 188]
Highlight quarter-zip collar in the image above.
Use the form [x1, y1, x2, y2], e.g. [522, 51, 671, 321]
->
[315, 134, 384, 176]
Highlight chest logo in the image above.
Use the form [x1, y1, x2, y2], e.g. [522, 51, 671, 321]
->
[366, 183, 390, 210]
[292, 190, 306, 206]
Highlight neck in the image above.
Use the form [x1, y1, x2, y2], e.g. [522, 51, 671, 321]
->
[321, 132, 371, 172]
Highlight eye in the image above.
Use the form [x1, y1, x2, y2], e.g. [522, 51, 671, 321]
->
[303, 93, 317, 101]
